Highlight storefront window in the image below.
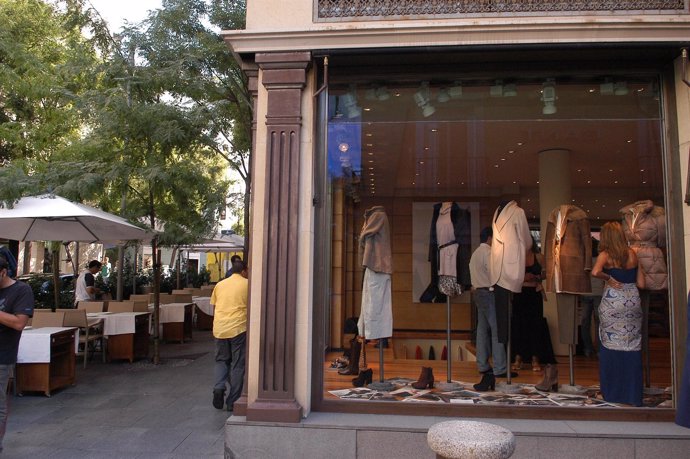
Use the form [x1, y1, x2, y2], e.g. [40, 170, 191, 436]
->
[321, 72, 672, 411]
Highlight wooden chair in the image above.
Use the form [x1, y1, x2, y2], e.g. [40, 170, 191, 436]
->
[171, 294, 193, 304]
[171, 289, 188, 295]
[158, 294, 175, 305]
[30, 310, 66, 328]
[128, 294, 150, 303]
[60, 309, 105, 368]
[106, 301, 135, 313]
[131, 300, 149, 313]
[77, 301, 105, 313]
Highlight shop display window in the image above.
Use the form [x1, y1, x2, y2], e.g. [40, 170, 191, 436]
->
[319, 72, 673, 411]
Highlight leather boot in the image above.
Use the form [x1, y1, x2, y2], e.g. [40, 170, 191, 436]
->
[473, 371, 496, 392]
[411, 367, 435, 389]
[352, 368, 373, 387]
[535, 364, 559, 392]
[339, 337, 360, 376]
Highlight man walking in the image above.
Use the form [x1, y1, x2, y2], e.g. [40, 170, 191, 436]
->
[211, 259, 248, 411]
[0, 255, 34, 452]
[75, 260, 102, 306]
[469, 227, 510, 391]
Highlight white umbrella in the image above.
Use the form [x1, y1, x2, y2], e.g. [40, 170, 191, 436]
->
[181, 233, 244, 252]
[0, 194, 150, 242]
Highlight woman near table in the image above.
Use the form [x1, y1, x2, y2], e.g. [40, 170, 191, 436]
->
[592, 221, 643, 406]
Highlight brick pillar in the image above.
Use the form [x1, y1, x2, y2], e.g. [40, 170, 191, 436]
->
[245, 52, 311, 423]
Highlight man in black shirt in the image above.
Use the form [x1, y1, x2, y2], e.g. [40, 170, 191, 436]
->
[0, 254, 34, 452]
[75, 260, 102, 306]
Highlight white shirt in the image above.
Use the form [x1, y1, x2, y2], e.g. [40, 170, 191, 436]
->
[75, 269, 96, 304]
[469, 243, 492, 289]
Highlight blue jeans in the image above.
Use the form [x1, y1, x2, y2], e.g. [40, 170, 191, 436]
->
[0, 364, 10, 451]
[474, 289, 506, 375]
[580, 295, 601, 356]
[214, 332, 246, 409]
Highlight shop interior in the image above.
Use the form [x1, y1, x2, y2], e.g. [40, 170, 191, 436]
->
[322, 72, 673, 408]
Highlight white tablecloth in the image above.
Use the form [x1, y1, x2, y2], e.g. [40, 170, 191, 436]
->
[87, 312, 150, 336]
[193, 297, 213, 316]
[17, 327, 79, 363]
[147, 303, 191, 324]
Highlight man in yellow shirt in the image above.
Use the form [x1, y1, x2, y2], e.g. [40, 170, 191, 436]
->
[211, 260, 248, 411]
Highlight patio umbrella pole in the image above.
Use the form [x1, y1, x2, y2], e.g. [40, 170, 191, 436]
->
[117, 244, 125, 301]
[153, 241, 161, 365]
[51, 244, 60, 312]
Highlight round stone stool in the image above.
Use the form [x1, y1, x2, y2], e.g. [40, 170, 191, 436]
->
[427, 420, 515, 459]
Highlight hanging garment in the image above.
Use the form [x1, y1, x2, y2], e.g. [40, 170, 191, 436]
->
[424, 202, 471, 303]
[358, 267, 392, 340]
[544, 205, 592, 294]
[489, 201, 532, 293]
[359, 206, 392, 275]
[620, 200, 667, 291]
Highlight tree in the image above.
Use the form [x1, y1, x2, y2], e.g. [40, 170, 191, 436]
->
[138, 0, 252, 258]
[0, 0, 95, 179]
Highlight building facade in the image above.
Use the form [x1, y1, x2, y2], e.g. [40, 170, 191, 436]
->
[222, 1, 690, 455]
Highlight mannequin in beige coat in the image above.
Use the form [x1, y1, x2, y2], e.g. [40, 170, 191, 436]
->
[490, 200, 532, 345]
[544, 205, 592, 346]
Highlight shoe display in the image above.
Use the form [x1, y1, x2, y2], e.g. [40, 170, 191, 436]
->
[338, 337, 361, 376]
[411, 366, 435, 389]
[352, 368, 373, 387]
[212, 389, 225, 410]
[473, 372, 496, 391]
[512, 355, 523, 371]
[531, 356, 542, 372]
[535, 364, 559, 392]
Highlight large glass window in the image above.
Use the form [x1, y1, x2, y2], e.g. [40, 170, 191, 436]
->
[321, 72, 671, 411]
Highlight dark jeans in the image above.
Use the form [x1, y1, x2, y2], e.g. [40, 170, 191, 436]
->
[214, 332, 246, 409]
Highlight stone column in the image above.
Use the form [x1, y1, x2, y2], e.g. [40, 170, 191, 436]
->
[245, 52, 311, 423]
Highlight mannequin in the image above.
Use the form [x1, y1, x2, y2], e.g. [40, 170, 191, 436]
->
[489, 200, 531, 386]
[421, 201, 471, 302]
[355, 205, 392, 388]
[489, 200, 532, 343]
[544, 204, 592, 389]
[620, 200, 667, 387]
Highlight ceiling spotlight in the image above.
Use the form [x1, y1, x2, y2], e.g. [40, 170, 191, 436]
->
[490, 80, 504, 97]
[541, 79, 557, 115]
[413, 81, 435, 117]
[341, 86, 361, 119]
[437, 88, 451, 103]
[503, 83, 517, 97]
[600, 80, 615, 95]
[414, 81, 432, 106]
[614, 81, 628, 96]
[449, 81, 463, 98]
[365, 85, 391, 101]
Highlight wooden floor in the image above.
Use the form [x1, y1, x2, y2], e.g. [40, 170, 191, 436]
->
[324, 338, 673, 400]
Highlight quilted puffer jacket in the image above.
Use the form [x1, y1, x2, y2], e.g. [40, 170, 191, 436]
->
[620, 200, 667, 291]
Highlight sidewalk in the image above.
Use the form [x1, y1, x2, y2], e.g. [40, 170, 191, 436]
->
[4, 330, 227, 458]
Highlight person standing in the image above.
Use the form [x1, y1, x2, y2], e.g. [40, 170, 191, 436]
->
[591, 221, 643, 406]
[470, 227, 507, 391]
[0, 255, 34, 452]
[74, 260, 102, 306]
[211, 260, 248, 411]
[100, 256, 111, 284]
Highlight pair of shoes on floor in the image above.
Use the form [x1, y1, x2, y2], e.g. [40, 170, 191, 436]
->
[213, 389, 225, 410]
[493, 371, 519, 378]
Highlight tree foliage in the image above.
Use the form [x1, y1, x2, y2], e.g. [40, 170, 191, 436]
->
[0, 0, 250, 249]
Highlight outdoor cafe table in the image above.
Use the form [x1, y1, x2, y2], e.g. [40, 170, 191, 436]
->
[147, 303, 193, 343]
[16, 326, 77, 396]
[192, 296, 213, 330]
[87, 312, 150, 362]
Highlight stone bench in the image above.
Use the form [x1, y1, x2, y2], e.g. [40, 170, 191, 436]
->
[427, 420, 515, 459]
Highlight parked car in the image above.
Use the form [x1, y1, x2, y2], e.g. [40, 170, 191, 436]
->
[18, 273, 76, 309]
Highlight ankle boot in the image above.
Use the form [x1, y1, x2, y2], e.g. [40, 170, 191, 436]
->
[535, 364, 558, 392]
[339, 338, 361, 376]
[531, 356, 542, 372]
[473, 371, 496, 392]
[512, 355, 523, 371]
[352, 368, 373, 387]
[411, 367, 435, 389]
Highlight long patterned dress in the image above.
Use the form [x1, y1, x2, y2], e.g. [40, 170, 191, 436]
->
[598, 267, 643, 406]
